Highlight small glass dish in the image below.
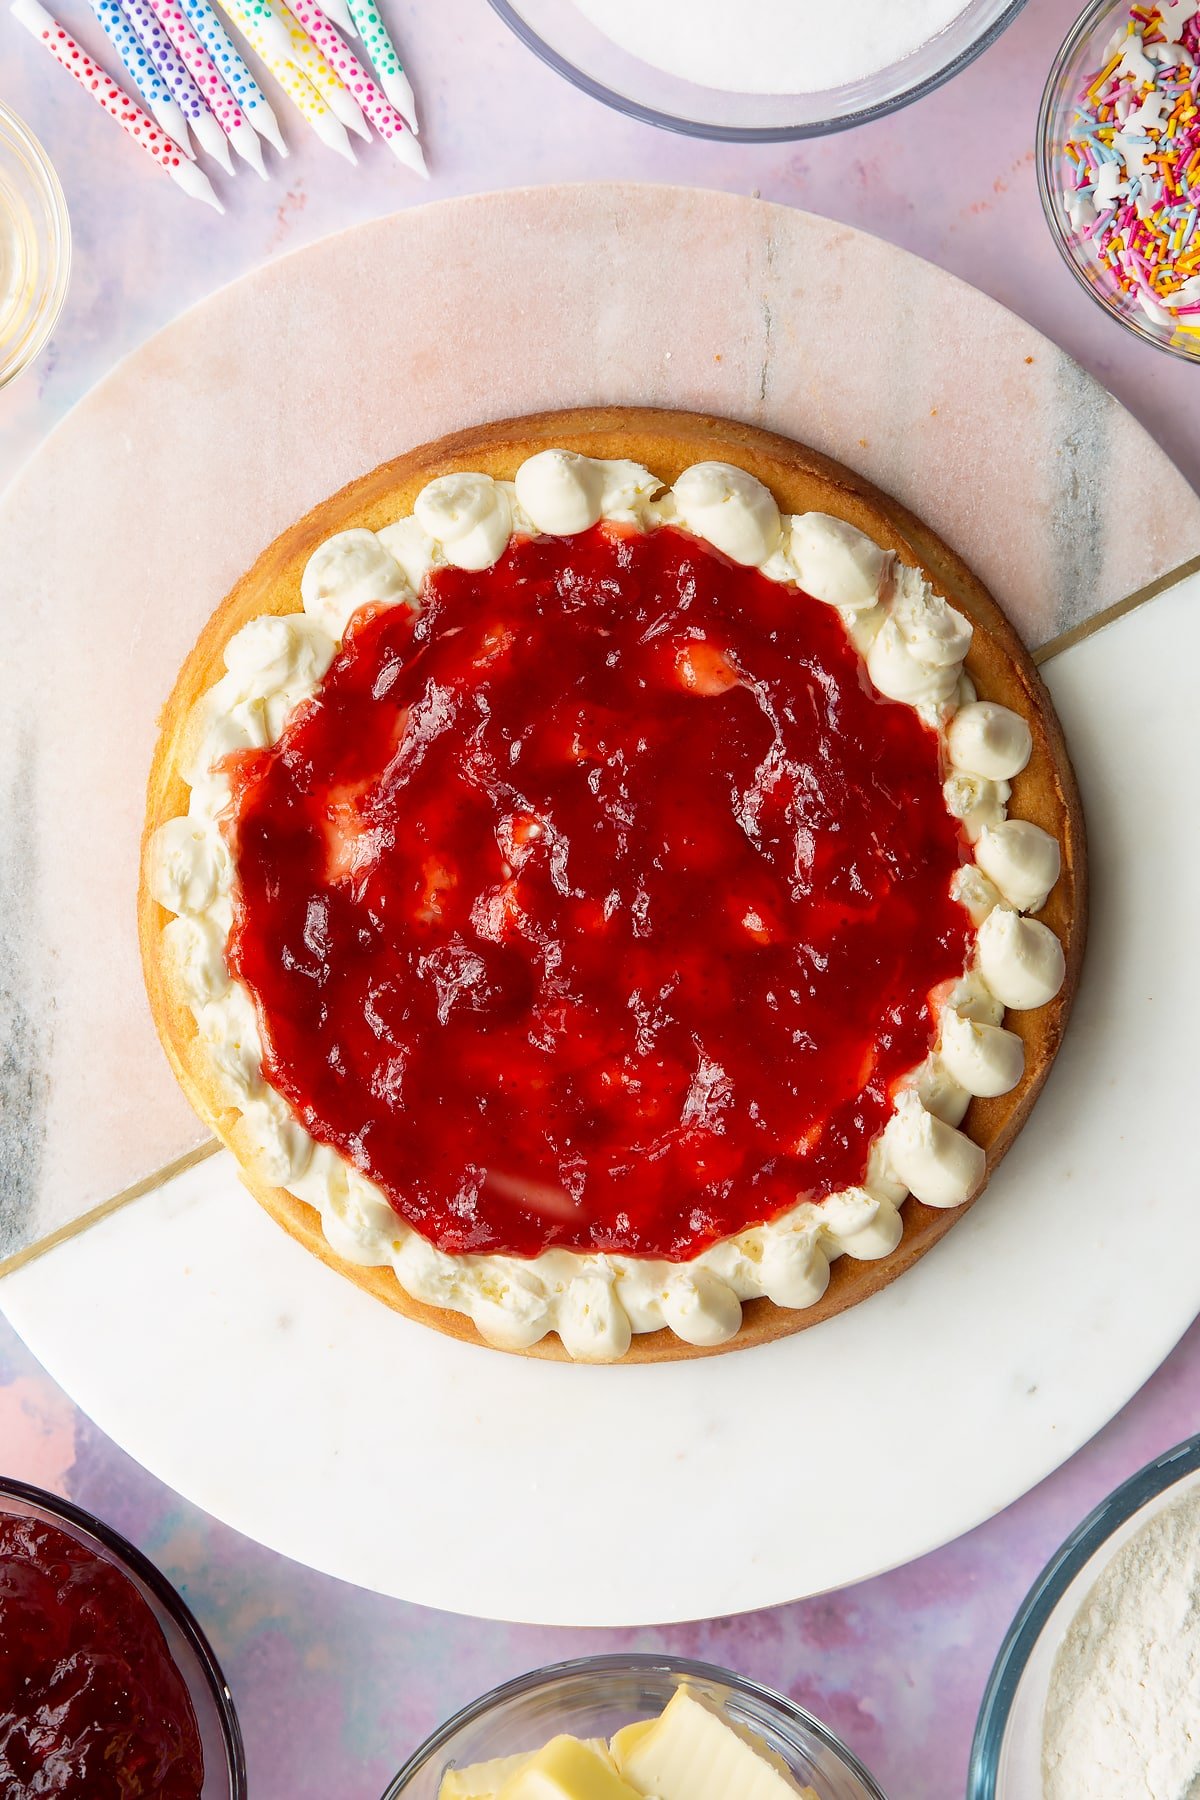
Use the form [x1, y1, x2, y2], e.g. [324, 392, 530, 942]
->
[489, 0, 1030, 141]
[382, 1652, 887, 1799]
[968, 1432, 1200, 1797]
[0, 101, 70, 391]
[0, 1476, 247, 1799]
[1037, 0, 1200, 361]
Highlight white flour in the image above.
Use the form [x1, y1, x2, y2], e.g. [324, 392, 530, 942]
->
[571, 0, 972, 94]
[1043, 1486, 1200, 1799]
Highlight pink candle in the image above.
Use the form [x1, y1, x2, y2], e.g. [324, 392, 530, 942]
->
[281, 0, 425, 176]
[145, 0, 267, 174]
[11, 0, 223, 210]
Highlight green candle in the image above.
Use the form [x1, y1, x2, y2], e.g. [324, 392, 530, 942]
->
[344, 0, 418, 132]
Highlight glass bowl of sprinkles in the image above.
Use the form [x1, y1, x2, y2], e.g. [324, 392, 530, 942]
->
[1038, 0, 1200, 359]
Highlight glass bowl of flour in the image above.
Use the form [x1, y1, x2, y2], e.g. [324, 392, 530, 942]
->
[968, 1433, 1200, 1799]
[488, 0, 1029, 139]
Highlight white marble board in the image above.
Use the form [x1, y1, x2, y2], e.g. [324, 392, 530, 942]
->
[4, 572, 1198, 1625]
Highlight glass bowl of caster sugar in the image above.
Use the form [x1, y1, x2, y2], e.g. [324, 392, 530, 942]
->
[969, 1432, 1200, 1800]
[488, 0, 1030, 139]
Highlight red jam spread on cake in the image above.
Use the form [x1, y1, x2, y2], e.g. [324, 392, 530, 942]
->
[225, 522, 971, 1260]
[0, 1513, 205, 1799]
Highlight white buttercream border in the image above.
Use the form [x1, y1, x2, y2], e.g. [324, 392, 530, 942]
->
[148, 449, 1067, 1362]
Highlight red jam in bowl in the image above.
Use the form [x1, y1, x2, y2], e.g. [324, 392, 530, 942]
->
[227, 522, 970, 1260]
[0, 1513, 204, 1798]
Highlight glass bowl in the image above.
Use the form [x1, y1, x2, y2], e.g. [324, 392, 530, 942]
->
[489, 0, 1030, 141]
[968, 1432, 1200, 1797]
[1037, 0, 1200, 361]
[382, 1652, 887, 1799]
[0, 1476, 247, 1799]
[0, 101, 70, 391]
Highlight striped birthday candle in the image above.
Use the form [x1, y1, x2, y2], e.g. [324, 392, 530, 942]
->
[121, 0, 233, 171]
[344, 0, 416, 133]
[12, 0, 222, 207]
[88, 0, 195, 155]
[285, 0, 424, 176]
[145, 0, 267, 173]
[178, 0, 287, 153]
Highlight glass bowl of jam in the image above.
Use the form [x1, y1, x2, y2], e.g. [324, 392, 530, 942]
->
[0, 1477, 246, 1800]
[382, 1653, 887, 1799]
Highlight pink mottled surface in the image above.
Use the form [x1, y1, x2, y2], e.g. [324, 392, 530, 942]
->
[2, 1304, 1198, 1800]
[1, 0, 1199, 1795]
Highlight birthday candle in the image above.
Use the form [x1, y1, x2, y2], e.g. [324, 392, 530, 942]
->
[270, 0, 369, 141]
[230, 0, 289, 55]
[285, 0, 425, 176]
[344, 0, 416, 133]
[121, 0, 233, 172]
[88, 0, 195, 156]
[11, 0, 222, 209]
[311, 0, 354, 37]
[145, 0, 267, 174]
[178, 0, 287, 154]
[215, 0, 355, 161]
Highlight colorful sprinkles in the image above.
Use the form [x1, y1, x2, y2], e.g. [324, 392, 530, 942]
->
[1063, 1, 1200, 329]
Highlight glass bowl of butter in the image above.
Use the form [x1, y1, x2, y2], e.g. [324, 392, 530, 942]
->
[381, 1653, 887, 1800]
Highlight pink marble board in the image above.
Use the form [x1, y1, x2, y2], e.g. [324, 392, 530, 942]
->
[1, 181, 1198, 1259]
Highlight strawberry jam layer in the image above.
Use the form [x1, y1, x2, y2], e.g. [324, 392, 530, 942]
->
[0, 1514, 204, 1799]
[226, 523, 971, 1260]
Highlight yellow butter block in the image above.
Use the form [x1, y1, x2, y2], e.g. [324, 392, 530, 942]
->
[607, 1720, 655, 1767]
[439, 1751, 532, 1798]
[497, 1735, 642, 1800]
[440, 1740, 620, 1800]
[612, 1686, 819, 1799]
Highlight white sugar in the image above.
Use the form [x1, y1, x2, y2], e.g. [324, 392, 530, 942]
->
[572, 0, 974, 95]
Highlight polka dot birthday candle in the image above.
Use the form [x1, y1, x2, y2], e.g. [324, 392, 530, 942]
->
[228, 0, 290, 57]
[343, 0, 417, 132]
[284, 0, 425, 174]
[144, 0, 268, 174]
[11, 0, 223, 209]
[121, 0, 234, 172]
[87, 0, 195, 157]
[215, 0, 356, 161]
[178, 0, 287, 154]
[270, 0, 370, 141]
[311, 0, 354, 38]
